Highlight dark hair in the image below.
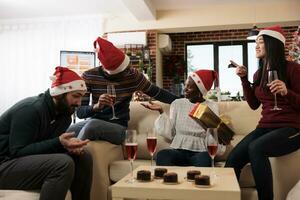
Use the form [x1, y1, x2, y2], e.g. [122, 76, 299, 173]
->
[253, 35, 287, 88]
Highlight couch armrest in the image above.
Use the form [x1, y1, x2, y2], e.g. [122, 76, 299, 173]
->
[86, 141, 123, 200]
[270, 149, 300, 200]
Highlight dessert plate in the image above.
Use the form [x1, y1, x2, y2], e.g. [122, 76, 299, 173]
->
[194, 183, 213, 188]
[136, 176, 154, 182]
[162, 181, 181, 185]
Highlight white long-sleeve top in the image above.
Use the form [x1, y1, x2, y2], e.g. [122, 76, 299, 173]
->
[154, 98, 225, 153]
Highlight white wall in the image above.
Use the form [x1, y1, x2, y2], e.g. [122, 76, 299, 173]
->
[0, 15, 104, 114]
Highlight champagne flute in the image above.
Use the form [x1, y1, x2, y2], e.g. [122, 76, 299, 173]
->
[125, 130, 138, 183]
[147, 129, 157, 166]
[267, 70, 282, 111]
[206, 128, 218, 180]
[107, 84, 119, 120]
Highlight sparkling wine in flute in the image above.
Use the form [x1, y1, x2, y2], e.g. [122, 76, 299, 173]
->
[147, 137, 157, 155]
[125, 143, 138, 160]
[207, 144, 218, 158]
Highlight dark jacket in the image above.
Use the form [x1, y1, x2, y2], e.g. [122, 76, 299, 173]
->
[0, 90, 71, 163]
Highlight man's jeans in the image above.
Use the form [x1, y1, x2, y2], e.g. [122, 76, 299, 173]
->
[67, 119, 126, 145]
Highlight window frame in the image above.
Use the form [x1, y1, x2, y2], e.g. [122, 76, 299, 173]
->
[185, 40, 256, 85]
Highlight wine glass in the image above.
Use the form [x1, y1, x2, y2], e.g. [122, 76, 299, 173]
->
[107, 84, 119, 120]
[206, 128, 218, 180]
[267, 70, 282, 111]
[125, 130, 138, 183]
[146, 129, 157, 166]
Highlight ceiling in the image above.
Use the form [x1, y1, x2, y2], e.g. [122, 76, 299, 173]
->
[0, 0, 279, 20]
[1, 0, 297, 33]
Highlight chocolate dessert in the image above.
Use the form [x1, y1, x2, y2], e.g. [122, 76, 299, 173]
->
[194, 175, 210, 186]
[163, 172, 178, 183]
[154, 168, 168, 178]
[187, 170, 201, 181]
[136, 170, 151, 181]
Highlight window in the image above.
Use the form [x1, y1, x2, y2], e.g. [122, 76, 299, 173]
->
[186, 41, 257, 96]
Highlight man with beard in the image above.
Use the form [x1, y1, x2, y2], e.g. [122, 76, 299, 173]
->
[0, 67, 92, 200]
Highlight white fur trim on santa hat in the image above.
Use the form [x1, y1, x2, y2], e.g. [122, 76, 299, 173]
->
[50, 80, 87, 96]
[189, 72, 208, 95]
[103, 54, 130, 75]
[258, 29, 285, 44]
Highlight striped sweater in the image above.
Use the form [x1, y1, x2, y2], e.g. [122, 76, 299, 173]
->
[76, 66, 179, 127]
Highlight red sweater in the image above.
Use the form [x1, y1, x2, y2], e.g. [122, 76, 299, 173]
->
[241, 61, 300, 129]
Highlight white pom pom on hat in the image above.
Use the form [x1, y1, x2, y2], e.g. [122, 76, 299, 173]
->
[257, 25, 286, 45]
[49, 66, 87, 96]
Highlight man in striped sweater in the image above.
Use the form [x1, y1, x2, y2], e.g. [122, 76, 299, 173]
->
[67, 37, 178, 145]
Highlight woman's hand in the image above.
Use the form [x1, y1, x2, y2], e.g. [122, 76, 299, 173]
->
[268, 79, 288, 96]
[236, 65, 247, 78]
[141, 101, 163, 114]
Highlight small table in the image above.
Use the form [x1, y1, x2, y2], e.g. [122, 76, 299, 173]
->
[112, 166, 240, 200]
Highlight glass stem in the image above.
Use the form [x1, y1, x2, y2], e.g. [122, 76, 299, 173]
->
[151, 155, 153, 166]
[274, 94, 278, 108]
[112, 105, 116, 117]
[130, 160, 134, 180]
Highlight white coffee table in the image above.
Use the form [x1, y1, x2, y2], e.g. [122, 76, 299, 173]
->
[112, 165, 240, 200]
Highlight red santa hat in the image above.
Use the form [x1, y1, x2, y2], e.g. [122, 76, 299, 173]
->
[189, 69, 218, 95]
[257, 25, 286, 45]
[49, 66, 87, 96]
[93, 37, 130, 75]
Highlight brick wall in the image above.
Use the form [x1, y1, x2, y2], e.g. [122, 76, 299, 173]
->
[106, 26, 298, 91]
[162, 26, 298, 90]
[104, 30, 158, 83]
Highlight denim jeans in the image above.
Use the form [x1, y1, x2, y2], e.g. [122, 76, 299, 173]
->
[67, 119, 126, 145]
[225, 127, 300, 200]
[156, 149, 211, 167]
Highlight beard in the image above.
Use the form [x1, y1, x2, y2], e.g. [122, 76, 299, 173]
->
[55, 95, 76, 116]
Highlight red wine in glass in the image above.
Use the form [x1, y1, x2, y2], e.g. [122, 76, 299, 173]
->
[147, 137, 157, 155]
[147, 130, 157, 166]
[206, 128, 218, 180]
[207, 144, 218, 158]
[125, 130, 137, 183]
[125, 143, 138, 160]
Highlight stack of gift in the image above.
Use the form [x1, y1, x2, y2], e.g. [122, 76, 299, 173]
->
[189, 103, 235, 145]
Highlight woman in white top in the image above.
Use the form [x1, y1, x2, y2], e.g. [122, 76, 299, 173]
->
[142, 69, 224, 166]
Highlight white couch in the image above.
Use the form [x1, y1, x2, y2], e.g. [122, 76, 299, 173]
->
[87, 101, 300, 200]
[2, 101, 299, 200]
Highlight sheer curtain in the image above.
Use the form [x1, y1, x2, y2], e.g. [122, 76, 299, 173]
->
[0, 15, 104, 114]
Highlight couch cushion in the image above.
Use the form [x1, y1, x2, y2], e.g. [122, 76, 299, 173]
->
[218, 101, 261, 136]
[0, 190, 39, 200]
[0, 190, 72, 200]
[110, 159, 153, 182]
[286, 180, 300, 200]
[239, 163, 256, 188]
[241, 188, 258, 200]
[127, 102, 171, 160]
